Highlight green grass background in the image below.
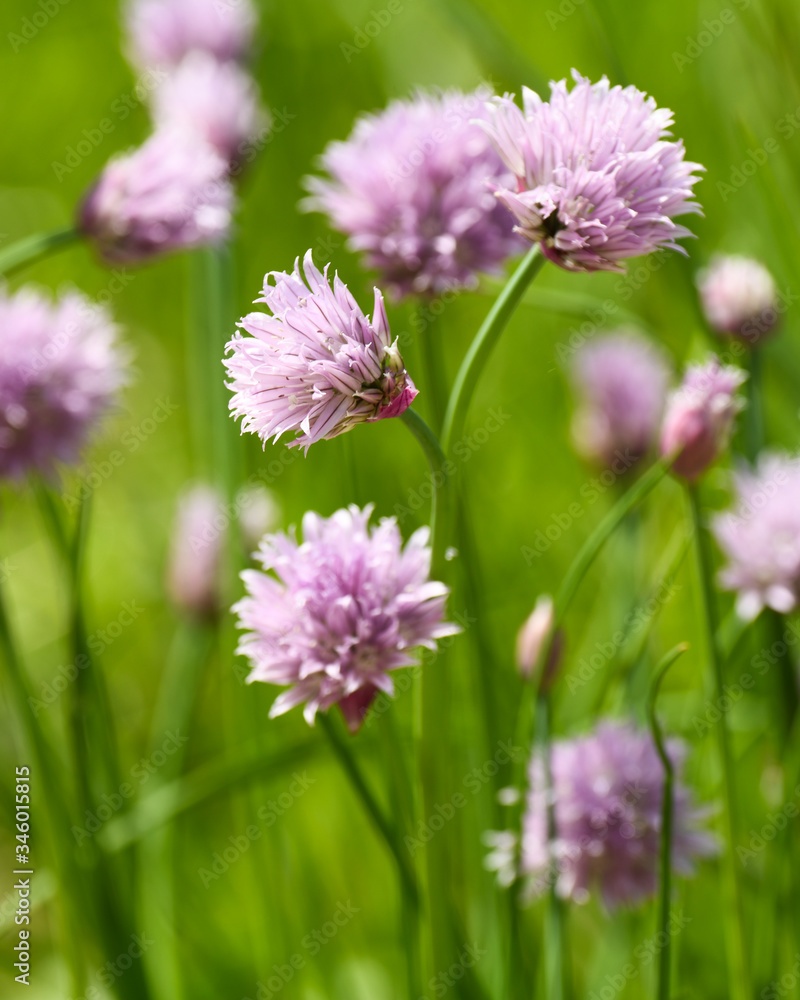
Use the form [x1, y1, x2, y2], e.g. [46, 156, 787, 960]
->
[1, 0, 800, 998]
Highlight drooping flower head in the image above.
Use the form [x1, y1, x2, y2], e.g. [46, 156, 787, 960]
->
[167, 483, 225, 621]
[233, 504, 458, 730]
[481, 72, 703, 272]
[522, 722, 715, 908]
[125, 0, 257, 69]
[697, 254, 780, 345]
[80, 129, 233, 265]
[150, 51, 266, 167]
[224, 251, 417, 452]
[713, 454, 800, 620]
[571, 331, 670, 468]
[660, 357, 746, 481]
[0, 287, 129, 479]
[304, 88, 523, 299]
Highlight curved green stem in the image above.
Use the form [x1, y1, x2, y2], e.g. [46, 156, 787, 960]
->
[554, 458, 670, 628]
[400, 408, 449, 569]
[687, 487, 750, 1000]
[743, 347, 764, 463]
[648, 643, 690, 1000]
[442, 245, 544, 455]
[318, 712, 419, 911]
[0, 226, 80, 277]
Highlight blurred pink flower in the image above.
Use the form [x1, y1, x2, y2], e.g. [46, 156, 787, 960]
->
[481, 71, 703, 272]
[713, 454, 800, 620]
[167, 484, 225, 620]
[125, 0, 257, 69]
[522, 722, 716, 908]
[0, 287, 128, 480]
[233, 504, 458, 729]
[697, 254, 780, 345]
[571, 331, 670, 467]
[224, 251, 417, 452]
[80, 129, 233, 264]
[660, 357, 746, 481]
[151, 51, 266, 166]
[304, 88, 522, 299]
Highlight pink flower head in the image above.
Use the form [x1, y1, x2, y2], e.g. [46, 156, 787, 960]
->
[80, 129, 233, 265]
[697, 254, 780, 345]
[233, 504, 458, 730]
[151, 51, 266, 166]
[515, 595, 557, 682]
[167, 484, 225, 620]
[481, 72, 703, 272]
[660, 357, 746, 481]
[304, 88, 522, 299]
[713, 454, 800, 620]
[522, 722, 716, 908]
[571, 331, 670, 468]
[224, 251, 417, 452]
[0, 287, 129, 479]
[125, 0, 257, 69]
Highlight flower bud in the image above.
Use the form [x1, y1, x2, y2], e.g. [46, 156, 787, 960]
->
[697, 254, 780, 346]
[167, 484, 225, 621]
[660, 357, 746, 482]
[516, 596, 562, 687]
[236, 485, 281, 552]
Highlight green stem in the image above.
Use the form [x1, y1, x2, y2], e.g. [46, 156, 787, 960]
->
[648, 643, 689, 1000]
[0, 226, 80, 277]
[744, 347, 764, 462]
[535, 692, 566, 1000]
[554, 458, 670, 629]
[0, 567, 87, 994]
[400, 408, 449, 568]
[687, 487, 750, 1000]
[442, 245, 544, 456]
[418, 310, 448, 434]
[318, 712, 419, 911]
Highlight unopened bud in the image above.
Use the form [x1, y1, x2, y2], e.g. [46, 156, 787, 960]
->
[516, 595, 562, 686]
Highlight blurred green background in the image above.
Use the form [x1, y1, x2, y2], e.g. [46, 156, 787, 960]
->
[1, 0, 800, 998]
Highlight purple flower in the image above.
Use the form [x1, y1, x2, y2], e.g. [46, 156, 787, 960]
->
[522, 722, 715, 908]
[80, 129, 233, 265]
[224, 251, 417, 452]
[167, 484, 225, 620]
[481, 72, 703, 272]
[0, 287, 129, 479]
[660, 357, 746, 481]
[698, 254, 780, 345]
[713, 454, 800, 620]
[151, 51, 266, 167]
[125, 0, 257, 69]
[571, 331, 670, 467]
[233, 504, 458, 729]
[304, 88, 522, 299]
